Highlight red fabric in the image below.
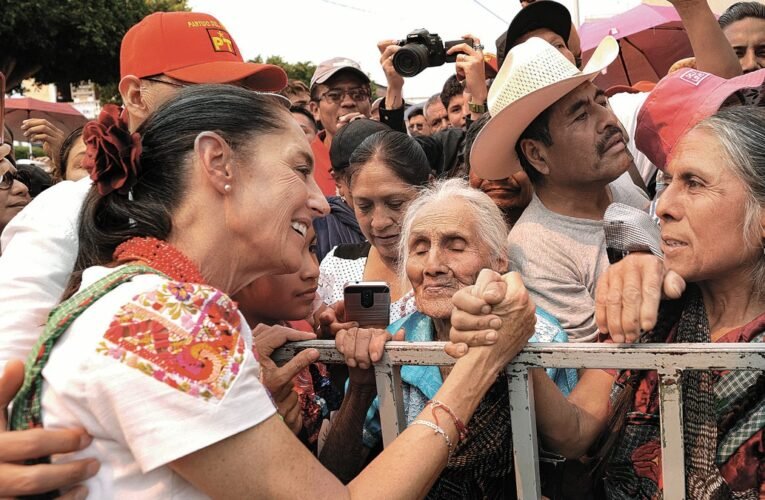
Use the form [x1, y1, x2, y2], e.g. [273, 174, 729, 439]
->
[310, 132, 337, 197]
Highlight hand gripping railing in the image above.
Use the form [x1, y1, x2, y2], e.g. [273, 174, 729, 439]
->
[273, 341, 765, 500]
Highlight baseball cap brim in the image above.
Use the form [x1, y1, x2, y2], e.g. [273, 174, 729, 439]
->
[472, 36, 618, 180]
[165, 61, 287, 92]
[311, 67, 369, 89]
[636, 68, 765, 170]
[499, 1, 572, 66]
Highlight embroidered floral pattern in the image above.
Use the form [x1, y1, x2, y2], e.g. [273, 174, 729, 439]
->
[98, 281, 245, 402]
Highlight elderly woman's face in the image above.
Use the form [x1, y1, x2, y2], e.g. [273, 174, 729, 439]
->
[351, 160, 419, 263]
[405, 199, 496, 319]
[658, 128, 761, 283]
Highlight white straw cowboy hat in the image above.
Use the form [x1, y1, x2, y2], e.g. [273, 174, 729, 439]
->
[471, 36, 619, 180]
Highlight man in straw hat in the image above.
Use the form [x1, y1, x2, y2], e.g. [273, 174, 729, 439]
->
[494, 0, 743, 189]
[471, 36, 650, 343]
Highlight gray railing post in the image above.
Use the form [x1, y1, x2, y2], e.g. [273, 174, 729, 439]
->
[375, 355, 406, 447]
[658, 368, 686, 500]
[507, 367, 542, 500]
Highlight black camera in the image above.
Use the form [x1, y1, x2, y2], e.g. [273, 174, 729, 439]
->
[393, 29, 472, 77]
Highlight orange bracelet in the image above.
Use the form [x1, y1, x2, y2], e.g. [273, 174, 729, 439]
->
[427, 399, 468, 442]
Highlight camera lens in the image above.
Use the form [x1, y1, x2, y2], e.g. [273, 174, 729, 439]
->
[393, 43, 430, 77]
[361, 290, 374, 308]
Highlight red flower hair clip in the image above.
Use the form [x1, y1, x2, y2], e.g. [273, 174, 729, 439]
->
[82, 104, 142, 196]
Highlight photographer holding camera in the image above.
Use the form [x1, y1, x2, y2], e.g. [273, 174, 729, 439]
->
[375, 32, 489, 177]
[379, 32, 488, 130]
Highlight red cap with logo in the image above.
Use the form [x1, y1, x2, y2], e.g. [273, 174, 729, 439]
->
[636, 68, 765, 171]
[120, 12, 287, 91]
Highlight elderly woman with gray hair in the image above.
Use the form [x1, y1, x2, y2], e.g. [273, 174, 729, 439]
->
[450, 105, 765, 498]
[320, 178, 577, 498]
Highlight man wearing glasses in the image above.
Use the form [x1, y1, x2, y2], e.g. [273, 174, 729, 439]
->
[308, 58, 373, 196]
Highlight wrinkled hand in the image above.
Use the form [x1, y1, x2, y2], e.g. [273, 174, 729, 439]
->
[316, 301, 358, 339]
[252, 324, 320, 434]
[595, 253, 686, 343]
[447, 34, 487, 106]
[0, 361, 99, 499]
[445, 269, 536, 360]
[337, 112, 367, 131]
[20, 119, 67, 158]
[336, 327, 405, 385]
[378, 39, 405, 90]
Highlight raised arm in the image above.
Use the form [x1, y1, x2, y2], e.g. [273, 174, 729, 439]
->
[673, 0, 742, 78]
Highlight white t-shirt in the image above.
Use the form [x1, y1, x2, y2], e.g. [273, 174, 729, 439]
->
[319, 244, 417, 324]
[609, 91, 657, 186]
[41, 265, 275, 498]
[0, 177, 90, 372]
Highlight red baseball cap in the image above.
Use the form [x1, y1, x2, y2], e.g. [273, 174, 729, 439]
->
[636, 68, 765, 171]
[120, 12, 287, 92]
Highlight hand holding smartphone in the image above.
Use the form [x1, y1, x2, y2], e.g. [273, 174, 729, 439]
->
[343, 281, 391, 328]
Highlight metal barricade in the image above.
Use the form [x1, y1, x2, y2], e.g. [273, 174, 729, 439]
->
[274, 341, 765, 500]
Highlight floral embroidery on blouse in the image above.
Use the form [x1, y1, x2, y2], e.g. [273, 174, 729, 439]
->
[97, 281, 246, 402]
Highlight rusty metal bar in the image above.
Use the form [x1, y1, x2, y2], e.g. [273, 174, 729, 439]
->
[273, 341, 765, 371]
[272, 340, 765, 498]
[658, 369, 686, 500]
[507, 366, 541, 500]
[374, 357, 406, 447]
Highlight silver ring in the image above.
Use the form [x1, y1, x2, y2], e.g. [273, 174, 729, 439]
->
[473, 43, 484, 51]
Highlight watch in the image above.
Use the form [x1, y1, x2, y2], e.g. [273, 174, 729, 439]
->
[468, 101, 487, 114]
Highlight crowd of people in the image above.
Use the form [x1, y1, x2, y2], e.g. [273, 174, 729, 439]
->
[0, 0, 763, 498]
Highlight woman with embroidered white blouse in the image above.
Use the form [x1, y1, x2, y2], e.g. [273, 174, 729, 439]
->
[8, 85, 536, 499]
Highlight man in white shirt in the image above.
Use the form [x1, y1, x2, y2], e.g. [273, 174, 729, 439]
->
[0, 12, 287, 498]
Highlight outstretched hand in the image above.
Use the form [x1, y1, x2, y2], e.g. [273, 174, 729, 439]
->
[252, 324, 320, 434]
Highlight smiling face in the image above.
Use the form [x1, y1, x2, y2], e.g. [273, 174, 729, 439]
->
[350, 159, 419, 263]
[405, 199, 496, 319]
[235, 225, 319, 325]
[723, 17, 765, 74]
[229, 116, 328, 278]
[447, 94, 466, 129]
[657, 128, 760, 284]
[531, 82, 633, 187]
[468, 168, 533, 225]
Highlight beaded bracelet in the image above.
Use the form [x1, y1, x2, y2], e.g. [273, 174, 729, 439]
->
[410, 419, 453, 457]
[427, 400, 468, 441]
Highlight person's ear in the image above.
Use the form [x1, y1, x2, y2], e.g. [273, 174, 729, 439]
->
[519, 138, 550, 176]
[308, 99, 321, 123]
[118, 76, 151, 132]
[194, 132, 234, 196]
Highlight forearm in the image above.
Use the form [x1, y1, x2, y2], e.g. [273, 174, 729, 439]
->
[676, 1, 741, 78]
[532, 368, 613, 458]
[319, 382, 377, 483]
[348, 349, 501, 498]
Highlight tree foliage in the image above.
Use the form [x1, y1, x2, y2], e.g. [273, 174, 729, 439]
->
[249, 55, 317, 86]
[0, 0, 188, 90]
